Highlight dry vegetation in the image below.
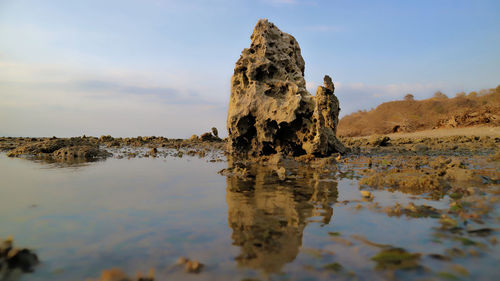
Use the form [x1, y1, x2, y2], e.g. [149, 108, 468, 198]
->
[338, 85, 500, 137]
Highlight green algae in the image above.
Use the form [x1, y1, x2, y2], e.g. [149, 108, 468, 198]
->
[371, 248, 421, 270]
[437, 272, 460, 280]
[323, 262, 343, 272]
[455, 237, 478, 246]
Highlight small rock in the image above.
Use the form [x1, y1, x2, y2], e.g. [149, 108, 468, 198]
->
[0, 237, 39, 273]
[490, 237, 498, 245]
[386, 203, 402, 216]
[360, 190, 374, 199]
[211, 127, 219, 138]
[276, 167, 286, 180]
[371, 136, 391, 147]
[185, 260, 204, 273]
[200, 132, 213, 141]
[99, 268, 128, 281]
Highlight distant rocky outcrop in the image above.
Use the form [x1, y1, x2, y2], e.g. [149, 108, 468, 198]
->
[338, 86, 500, 137]
[6, 137, 111, 161]
[227, 19, 345, 157]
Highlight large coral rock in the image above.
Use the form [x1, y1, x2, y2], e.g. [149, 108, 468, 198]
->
[227, 19, 345, 157]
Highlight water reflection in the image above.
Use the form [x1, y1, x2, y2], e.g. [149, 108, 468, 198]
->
[9, 155, 103, 170]
[225, 160, 338, 273]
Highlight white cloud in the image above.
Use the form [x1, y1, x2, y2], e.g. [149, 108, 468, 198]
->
[0, 61, 228, 138]
[0, 61, 461, 137]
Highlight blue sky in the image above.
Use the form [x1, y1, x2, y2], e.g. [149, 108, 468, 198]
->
[1, 0, 499, 137]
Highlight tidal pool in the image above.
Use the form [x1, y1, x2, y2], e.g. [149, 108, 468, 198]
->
[0, 152, 499, 281]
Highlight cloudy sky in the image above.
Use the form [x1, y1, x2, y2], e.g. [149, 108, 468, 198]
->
[1, 0, 499, 137]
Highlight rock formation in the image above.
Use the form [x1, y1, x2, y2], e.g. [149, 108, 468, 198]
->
[227, 19, 345, 157]
[7, 138, 111, 160]
[1, 237, 39, 277]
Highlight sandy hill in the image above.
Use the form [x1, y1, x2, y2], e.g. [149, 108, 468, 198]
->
[338, 85, 500, 137]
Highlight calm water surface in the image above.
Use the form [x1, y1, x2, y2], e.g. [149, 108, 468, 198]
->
[0, 153, 498, 280]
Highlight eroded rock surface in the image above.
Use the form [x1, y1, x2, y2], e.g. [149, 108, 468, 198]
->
[6, 137, 111, 161]
[227, 19, 345, 157]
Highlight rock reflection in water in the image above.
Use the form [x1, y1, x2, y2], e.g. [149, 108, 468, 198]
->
[225, 160, 338, 273]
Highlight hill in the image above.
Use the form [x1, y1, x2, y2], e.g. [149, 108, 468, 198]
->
[338, 86, 500, 137]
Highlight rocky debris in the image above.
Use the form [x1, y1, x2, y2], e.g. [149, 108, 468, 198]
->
[194, 128, 222, 142]
[176, 257, 204, 273]
[384, 202, 441, 218]
[1, 136, 227, 162]
[355, 153, 491, 199]
[360, 190, 374, 200]
[6, 137, 111, 161]
[6, 138, 111, 161]
[52, 145, 110, 160]
[1, 237, 39, 276]
[341, 135, 500, 156]
[218, 162, 253, 179]
[211, 127, 219, 138]
[371, 247, 421, 270]
[106, 139, 122, 148]
[88, 268, 154, 281]
[369, 136, 391, 147]
[227, 19, 345, 158]
[147, 147, 157, 157]
[7, 138, 70, 156]
[436, 108, 500, 129]
[99, 135, 114, 142]
[360, 170, 446, 195]
[489, 149, 500, 162]
[200, 132, 219, 142]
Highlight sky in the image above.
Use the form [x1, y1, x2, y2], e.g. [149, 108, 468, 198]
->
[1, 0, 499, 138]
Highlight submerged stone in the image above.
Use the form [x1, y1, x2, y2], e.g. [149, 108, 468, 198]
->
[0, 237, 39, 276]
[227, 19, 345, 157]
[371, 248, 421, 270]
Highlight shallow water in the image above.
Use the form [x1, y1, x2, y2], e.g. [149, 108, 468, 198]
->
[0, 153, 499, 280]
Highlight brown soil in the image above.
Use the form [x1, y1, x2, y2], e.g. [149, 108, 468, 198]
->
[338, 86, 500, 137]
